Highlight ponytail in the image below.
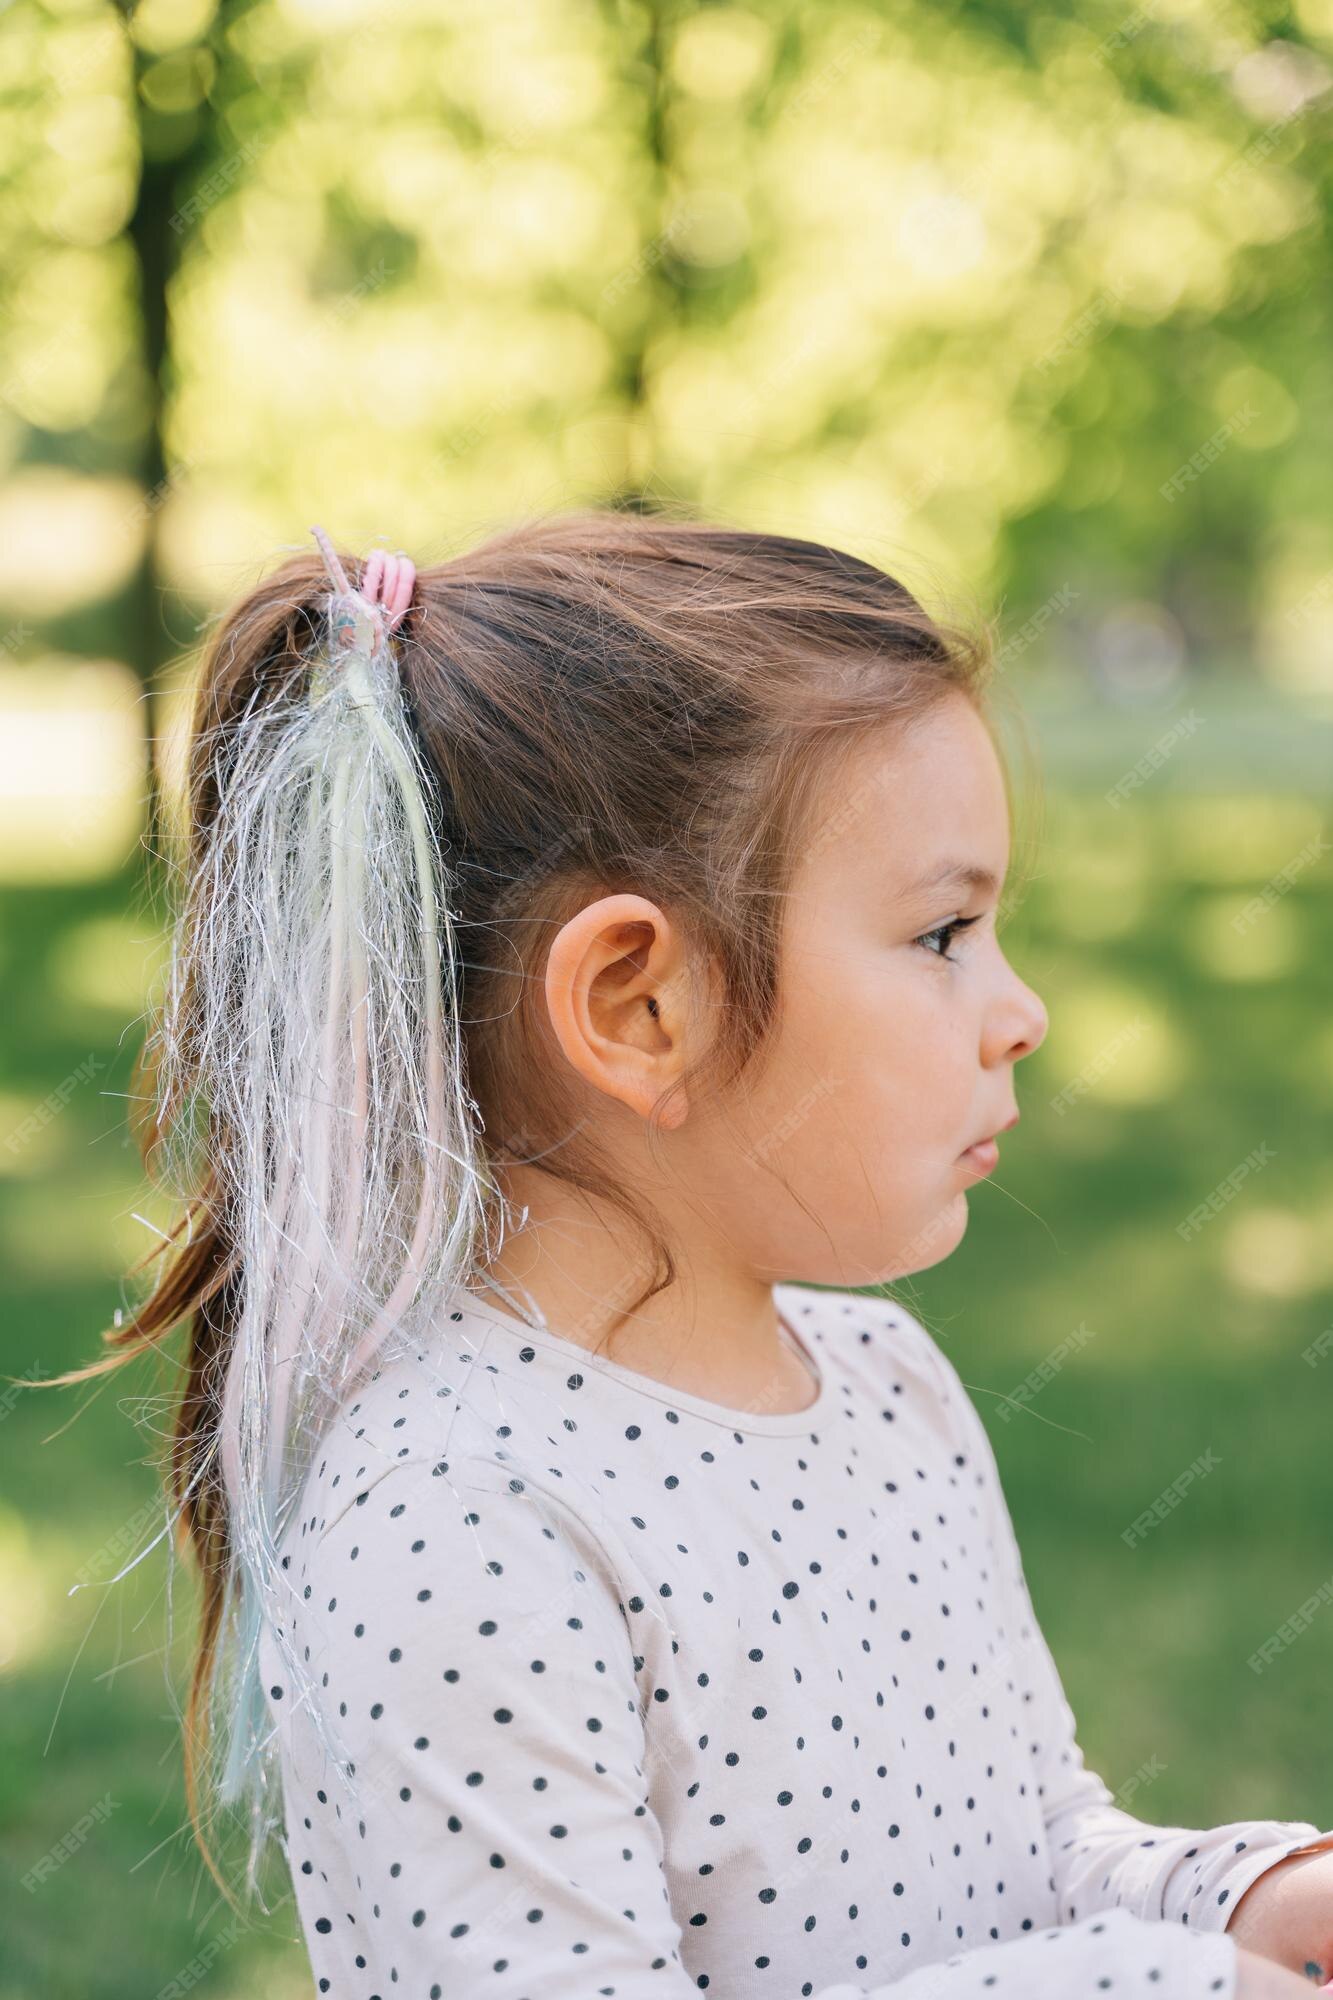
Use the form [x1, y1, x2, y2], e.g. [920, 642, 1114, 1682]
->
[149, 528, 503, 1894]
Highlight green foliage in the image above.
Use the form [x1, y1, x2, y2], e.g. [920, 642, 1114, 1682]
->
[1, 0, 1331, 686]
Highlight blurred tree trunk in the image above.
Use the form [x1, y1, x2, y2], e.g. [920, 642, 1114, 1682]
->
[112, 1, 223, 865]
[611, 0, 690, 505]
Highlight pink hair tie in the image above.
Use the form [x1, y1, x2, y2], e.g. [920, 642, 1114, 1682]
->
[309, 524, 417, 640]
[359, 547, 417, 632]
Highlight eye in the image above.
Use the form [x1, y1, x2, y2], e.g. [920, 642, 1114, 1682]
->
[914, 915, 982, 963]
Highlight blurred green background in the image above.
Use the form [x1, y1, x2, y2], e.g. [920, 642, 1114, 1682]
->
[2, 0, 1332, 1994]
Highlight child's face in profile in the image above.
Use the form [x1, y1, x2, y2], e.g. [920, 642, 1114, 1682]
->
[721, 689, 1049, 1287]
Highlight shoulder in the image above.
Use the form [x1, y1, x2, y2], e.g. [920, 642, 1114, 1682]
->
[285, 1432, 631, 1651]
[263, 1430, 648, 1800]
[283, 1300, 577, 1553]
[285, 1318, 639, 1597]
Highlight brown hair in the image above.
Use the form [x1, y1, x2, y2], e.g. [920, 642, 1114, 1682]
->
[35, 502, 1024, 1902]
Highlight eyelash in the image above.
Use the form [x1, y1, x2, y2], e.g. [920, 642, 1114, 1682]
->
[914, 915, 982, 963]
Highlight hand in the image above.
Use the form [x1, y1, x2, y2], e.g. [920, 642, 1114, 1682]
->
[1226, 1848, 1333, 1985]
[1234, 1944, 1331, 1997]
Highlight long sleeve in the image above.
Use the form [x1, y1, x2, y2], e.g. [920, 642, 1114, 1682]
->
[269, 1441, 1245, 2000]
[916, 1331, 1333, 1941]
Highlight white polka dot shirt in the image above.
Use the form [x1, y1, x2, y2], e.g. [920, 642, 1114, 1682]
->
[262, 1282, 1333, 1998]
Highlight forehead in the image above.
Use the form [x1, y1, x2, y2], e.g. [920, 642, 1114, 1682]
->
[798, 695, 1010, 899]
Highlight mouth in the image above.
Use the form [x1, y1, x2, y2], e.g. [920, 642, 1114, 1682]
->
[958, 1137, 1000, 1177]
[958, 1112, 1018, 1178]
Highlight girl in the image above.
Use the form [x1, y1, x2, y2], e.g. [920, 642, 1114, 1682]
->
[64, 511, 1333, 1997]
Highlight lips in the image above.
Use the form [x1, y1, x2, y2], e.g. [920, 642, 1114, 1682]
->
[959, 1137, 1000, 1176]
[963, 1111, 1019, 1153]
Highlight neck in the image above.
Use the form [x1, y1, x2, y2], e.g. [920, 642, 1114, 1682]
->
[469, 1169, 817, 1414]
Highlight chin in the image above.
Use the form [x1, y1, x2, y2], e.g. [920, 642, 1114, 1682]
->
[772, 1193, 970, 1290]
[880, 1191, 970, 1279]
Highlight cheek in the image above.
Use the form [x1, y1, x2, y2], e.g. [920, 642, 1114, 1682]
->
[710, 956, 979, 1280]
[761, 963, 966, 1166]
[746, 930, 978, 1164]
[741, 1055, 972, 1289]
[811, 955, 966, 1101]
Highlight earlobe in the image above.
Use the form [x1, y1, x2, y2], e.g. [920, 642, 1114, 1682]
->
[651, 1065, 690, 1132]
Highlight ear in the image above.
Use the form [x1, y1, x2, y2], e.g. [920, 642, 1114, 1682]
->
[542, 893, 695, 1131]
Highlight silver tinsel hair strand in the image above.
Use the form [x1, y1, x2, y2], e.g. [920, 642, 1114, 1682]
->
[145, 526, 507, 1894]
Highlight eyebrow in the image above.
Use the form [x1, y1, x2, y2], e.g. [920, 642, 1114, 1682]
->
[900, 860, 1002, 899]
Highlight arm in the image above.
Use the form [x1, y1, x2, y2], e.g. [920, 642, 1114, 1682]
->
[912, 1329, 1333, 1939]
[273, 1444, 1244, 1998]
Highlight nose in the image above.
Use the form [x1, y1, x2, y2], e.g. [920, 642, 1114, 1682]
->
[985, 959, 1048, 1067]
